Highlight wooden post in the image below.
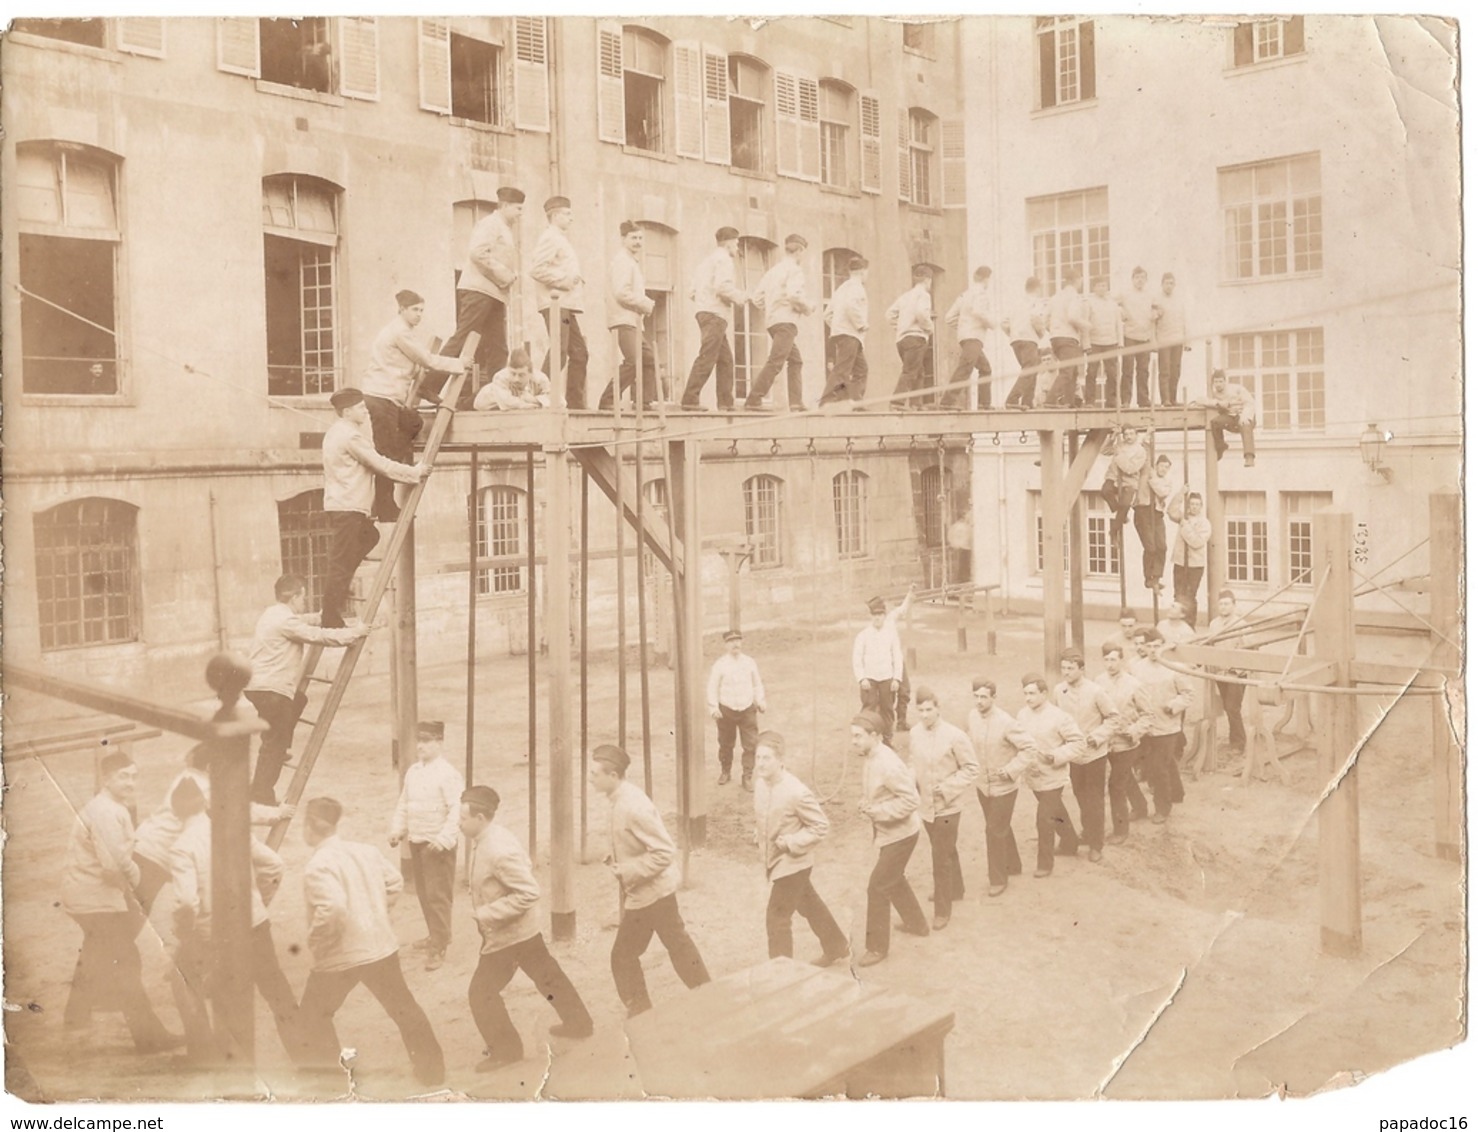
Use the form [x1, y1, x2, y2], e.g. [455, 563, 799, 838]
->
[465, 450, 479, 790]
[1202, 432, 1223, 627]
[1039, 429, 1066, 674]
[545, 447, 576, 939]
[1430, 491, 1462, 862]
[526, 449, 539, 855]
[549, 295, 565, 411]
[1311, 509, 1361, 956]
[669, 437, 708, 856]
[394, 521, 418, 771]
[1067, 431, 1085, 649]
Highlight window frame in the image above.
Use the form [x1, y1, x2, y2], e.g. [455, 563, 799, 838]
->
[1035, 16, 1096, 111]
[907, 108, 937, 209]
[277, 489, 334, 612]
[1223, 491, 1270, 585]
[818, 79, 853, 190]
[262, 174, 342, 400]
[1282, 491, 1333, 587]
[1027, 186, 1110, 297]
[1219, 153, 1322, 282]
[728, 55, 768, 174]
[731, 237, 774, 402]
[1231, 17, 1306, 69]
[448, 30, 508, 128]
[476, 485, 527, 597]
[622, 26, 669, 155]
[833, 470, 870, 560]
[1085, 496, 1122, 579]
[1222, 327, 1324, 432]
[743, 474, 784, 569]
[34, 497, 142, 652]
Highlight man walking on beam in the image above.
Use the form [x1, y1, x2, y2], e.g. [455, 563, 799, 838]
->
[681, 226, 745, 411]
[818, 256, 870, 409]
[444, 186, 523, 407]
[744, 234, 814, 412]
[531, 195, 589, 409]
[602, 221, 659, 410]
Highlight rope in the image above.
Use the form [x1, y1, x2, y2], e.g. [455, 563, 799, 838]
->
[1350, 566, 1461, 652]
[1158, 650, 1446, 697]
[1278, 564, 1331, 679]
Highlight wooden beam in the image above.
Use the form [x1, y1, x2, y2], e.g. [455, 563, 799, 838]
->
[1429, 491, 1462, 862]
[545, 447, 576, 939]
[4, 665, 225, 743]
[573, 446, 682, 573]
[1059, 428, 1111, 508]
[1039, 429, 1066, 673]
[1169, 643, 1338, 679]
[1311, 509, 1361, 957]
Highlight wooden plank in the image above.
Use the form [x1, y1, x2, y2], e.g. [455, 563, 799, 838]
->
[574, 446, 683, 573]
[8, 727, 163, 762]
[5, 666, 224, 743]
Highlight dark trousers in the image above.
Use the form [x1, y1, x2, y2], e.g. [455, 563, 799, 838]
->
[766, 868, 848, 960]
[1069, 758, 1108, 852]
[245, 688, 308, 804]
[682, 313, 734, 408]
[363, 395, 423, 522]
[1085, 345, 1121, 406]
[408, 841, 456, 951]
[1139, 733, 1184, 818]
[1218, 681, 1248, 750]
[1210, 413, 1256, 459]
[321, 511, 380, 629]
[298, 952, 445, 1087]
[1173, 563, 1205, 628]
[922, 813, 965, 916]
[1048, 338, 1083, 405]
[820, 334, 868, 404]
[747, 323, 803, 408]
[892, 336, 931, 407]
[133, 854, 171, 915]
[1124, 339, 1152, 406]
[444, 290, 508, 407]
[611, 893, 710, 1015]
[1158, 345, 1184, 405]
[976, 789, 1022, 887]
[469, 933, 593, 1062]
[1101, 483, 1137, 527]
[602, 326, 658, 408]
[858, 681, 897, 746]
[65, 910, 173, 1048]
[540, 308, 589, 409]
[173, 923, 301, 1064]
[865, 833, 927, 955]
[947, 338, 990, 408]
[1133, 506, 1168, 589]
[1108, 746, 1149, 835]
[715, 704, 759, 774]
[1006, 340, 1041, 406]
[1033, 787, 1079, 870]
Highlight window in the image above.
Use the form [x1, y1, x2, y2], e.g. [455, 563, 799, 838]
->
[1223, 492, 1269, 584]
[259, 17, 334, 92]
[12, 18, 106, 47]
[263, 175, 340, 397]
[1234, 17, 1305, 67]
[902, 109, 937, 207]
[903, 22, 936, 56]
[476, 487, 526, 595]
[833, 471, 870, 559]
[1220, 153, 1321, 280]
[819, 81, 852, 188]
[1283, 492, 1333, 586]
[623, 27, 667, 152]
[743, 475, 783, 568]
[732, 238, 774, 401]
[1028, 187, 1109, 296]
[1223, 328, 1324, 431]
[450, 33, 505, 125]
[640, 223, 677, 401]
[278, 491, 333, 612]
[920, 465, 953, 549]
[35, 498, 140, 651]
[1086, 497, 1122, 578]
[729, 56, 767, 172]
[642, 479, 668, 585]
[1036, 17, 1095, 109]
[15, 143, 122, 396]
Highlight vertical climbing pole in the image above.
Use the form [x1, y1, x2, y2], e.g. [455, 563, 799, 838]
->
[394, 521, 419, 773]
[545, 444, 576, 940]
[579, 467, 591, 858]
[1067, 430, 1086, 649]
[669, 435, 708, 863]
[526, 448, 539, 855]
[1202, 415, 1223, 626]
[1429, 491, 1462, 862]
[1311, 508, 1361, 956]
[465, 449, 480, 789]
[1039, 427, 1067, 674]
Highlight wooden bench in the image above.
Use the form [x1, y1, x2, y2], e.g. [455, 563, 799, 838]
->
[624, 956, 955, 1099]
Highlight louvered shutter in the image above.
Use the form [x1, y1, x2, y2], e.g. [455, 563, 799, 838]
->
[338, 17, 379, 100]
[116, 17, 164, 58]
[941, 118, 966, 209]
[513, 16, 551, 131]
[797, 77, 821, 182]
[217, 17, 260, 78]
[418, 19, 451, 114]
[702, 48, 731, 166]
[774, 71, 800, 178]
[859, 92, 881, 194]
[673, 42, 704, 159]
[597, 22, 626, 144]
[897, 108, 912, 202]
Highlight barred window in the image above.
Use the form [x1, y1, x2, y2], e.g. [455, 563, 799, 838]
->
[1223, 491, 1269, 584]
[35, 498, 140, 651]
[476, 486, 526, 595]
[277, 490, 334, 611]
[263, 174, 341, 397]
[920, 465, 953, 549]
[743, 474, 783, 568]
[833, 470, 869, 559]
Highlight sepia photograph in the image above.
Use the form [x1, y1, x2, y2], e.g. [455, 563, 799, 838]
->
[0, 8, 1465, 1115]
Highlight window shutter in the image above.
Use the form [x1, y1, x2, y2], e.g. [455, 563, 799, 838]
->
[1037, 25, 1056, 108]
[1233, 23, 1254, 66]
[418, 18, 451, 114]
[1284, 16, 1305, 54]
[216, 17, 260, 78]
[897, 108, 912, 202]
[1079, 21, 1096, 100]
[116, 18, 164, 58]
[673, 42, 704, 159]
[702, 48, 731, 166]
[338, 17, 379, 100]
[513, 16, 551, 131]
[797, 76, 821, 182]
[774, 71, 800, 178]
[859, 92, 882, 194]
[597, 22, 626, 145]
[941, 118, 966, 209]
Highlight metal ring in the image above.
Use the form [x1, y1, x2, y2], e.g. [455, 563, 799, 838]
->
[770, 439, 781, 457]
[1019, 432, 1029, 444]
[993, 432, 1001, 447]
[845, 437, 854, 457]
[807, 438, 817, 457]
[878, 436, 887, 451]
[728, 440, 739, 457]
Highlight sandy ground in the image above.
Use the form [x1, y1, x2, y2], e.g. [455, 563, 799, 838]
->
[2, 602, 1464, 1102]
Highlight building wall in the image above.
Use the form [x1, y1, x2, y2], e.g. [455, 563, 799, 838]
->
[960, 15, 1461, 616]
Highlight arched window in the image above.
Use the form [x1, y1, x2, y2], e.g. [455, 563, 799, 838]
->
[278, 490, 333, 612]
[906, 107, 938, 208]
[742, 475, 783, 568]
[832, 470, 869, 559]
[35, 498, 140, 650]
[920, 465, 954, 548]
[16, 142, 122, 396]
[476, 486, 526, 595]
[263, 174, 342, 397]
[733, 236, 774, 401]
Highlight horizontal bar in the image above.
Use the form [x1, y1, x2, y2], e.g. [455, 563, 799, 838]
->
[4, 665, 263, 742]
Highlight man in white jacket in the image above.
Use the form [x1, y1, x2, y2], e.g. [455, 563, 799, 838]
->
[908, 687, 978, 929]
[852, 710, 929, 967]
[887, 264, 936, 410]
[943, 266, 996, 409]
[818, 256, 870, 407]
[744, 233, 814, 411]
[1015, 674, 1086, 877]
[530, 195, 588, 408]
[681, 226, 745, 410]
[389, 721, 464, 970]
[601, 220, 659, 410]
